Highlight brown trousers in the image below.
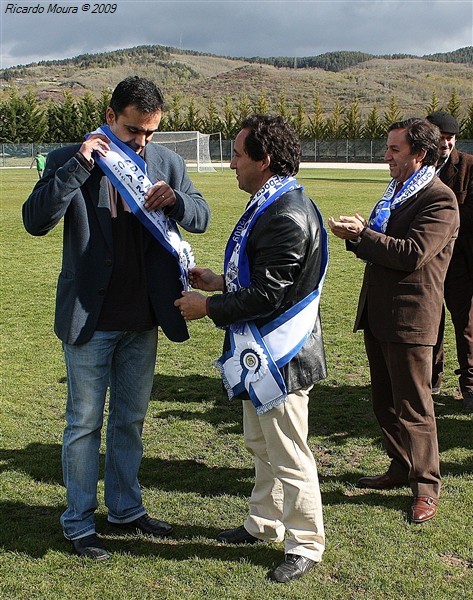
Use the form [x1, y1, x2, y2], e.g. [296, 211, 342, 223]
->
[364, 328, 441, 498]
[432, 250, 473, 397]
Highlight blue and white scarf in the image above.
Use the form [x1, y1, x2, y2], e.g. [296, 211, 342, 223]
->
[87, 125, 195, 290]
[369, 165, 435, 233]
[224, 175, 301, 317]
[214, 175, 329, 415]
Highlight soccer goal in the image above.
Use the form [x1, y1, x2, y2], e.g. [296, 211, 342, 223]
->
[152, 131, 222, 172]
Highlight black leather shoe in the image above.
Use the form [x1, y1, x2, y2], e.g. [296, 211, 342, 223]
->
[110, 514, 173, 537]
[216, 525, 259, 544]
[71, 534, 110, 561]
[269, 554, 316, 583]
[357, 473, 407, 490]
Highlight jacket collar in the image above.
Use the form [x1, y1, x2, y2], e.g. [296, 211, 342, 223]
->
[142, 142, 163, 183]
[448, 147, 460, 167]
[439, 148, 459, 187]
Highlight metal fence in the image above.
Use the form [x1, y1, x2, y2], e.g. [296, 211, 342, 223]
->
[1, 143, 67, 168]
[3, 139, 473, 168]
[216, 139, 473, 163]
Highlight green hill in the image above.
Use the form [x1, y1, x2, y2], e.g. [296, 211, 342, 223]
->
[1, 45, 471, 118]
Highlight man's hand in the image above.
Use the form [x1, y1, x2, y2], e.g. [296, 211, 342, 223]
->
[174, 291, 207, 320]
[79, 134, 110, 162]
[328, 213, 366, 240]
[144, 181, 176, 211]
[189, 268, 224, 292]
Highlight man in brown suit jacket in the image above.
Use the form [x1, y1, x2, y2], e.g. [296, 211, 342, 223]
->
[426, 112, 473, 410]
[329, 118, 459, 524]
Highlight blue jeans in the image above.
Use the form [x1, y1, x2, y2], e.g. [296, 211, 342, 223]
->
[60, 328, 158, 540]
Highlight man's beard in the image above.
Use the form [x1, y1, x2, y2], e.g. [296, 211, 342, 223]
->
[439, 148, 452, 160]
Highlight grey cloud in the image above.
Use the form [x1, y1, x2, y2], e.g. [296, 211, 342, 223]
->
[2, 1, 471, 68]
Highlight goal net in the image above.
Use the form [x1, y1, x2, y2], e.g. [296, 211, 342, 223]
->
[152, 131, 220, 172]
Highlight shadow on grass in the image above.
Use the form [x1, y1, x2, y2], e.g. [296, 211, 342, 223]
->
[0, 443, 254, 496]
[150, 373, 225, 404]
[152, 373, 472, 448]
[1, 374, 470, 558]
[0, 442, 63, 482]
[0, 501, 282, 565]
[321, 489, 412, 514]
[150, 373, 244, 435]
[308, 381, 473, 473]
[1, 375, 471, 488]
[139, 457, 254, 495]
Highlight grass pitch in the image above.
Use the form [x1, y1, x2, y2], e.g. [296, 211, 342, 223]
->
[0, 167, 471, 599]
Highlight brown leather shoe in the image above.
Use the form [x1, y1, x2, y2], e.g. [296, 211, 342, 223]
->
[411, 496, 438, 524]
[357, 473, 406, 490]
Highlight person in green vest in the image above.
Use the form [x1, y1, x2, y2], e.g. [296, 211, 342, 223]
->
[30, 151, 46, 178]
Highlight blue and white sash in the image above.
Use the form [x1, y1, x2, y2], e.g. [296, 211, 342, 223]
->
[214, 176, 329, 414]
[87, 125, 195, 289]
[224, 175, 301, 298]
[369, 165, 435, 233]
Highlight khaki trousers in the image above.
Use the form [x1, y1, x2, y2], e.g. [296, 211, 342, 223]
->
[243, 387, 325, 562]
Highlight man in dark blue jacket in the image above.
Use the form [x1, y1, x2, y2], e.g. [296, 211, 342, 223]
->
[23, 77, 210, 559]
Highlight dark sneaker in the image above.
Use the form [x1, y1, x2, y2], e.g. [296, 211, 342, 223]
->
[71, 534, 110, 561]
[269, 553, 316, 583]
[110, 513, 173, 537]
[216, 525, 260, 544]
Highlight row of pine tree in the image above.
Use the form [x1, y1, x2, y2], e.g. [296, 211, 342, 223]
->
[1, 87, 471, 143]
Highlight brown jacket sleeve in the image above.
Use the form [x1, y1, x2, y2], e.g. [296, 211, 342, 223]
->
[352, 177, 459, 345]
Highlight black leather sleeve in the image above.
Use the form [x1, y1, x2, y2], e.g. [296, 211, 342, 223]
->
[208, 192, 316, 328]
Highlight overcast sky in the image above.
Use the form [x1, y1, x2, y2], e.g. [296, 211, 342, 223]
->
[1, 0, 472, 69]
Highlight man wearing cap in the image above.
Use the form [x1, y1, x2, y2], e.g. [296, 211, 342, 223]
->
[426, 111, 473, 410]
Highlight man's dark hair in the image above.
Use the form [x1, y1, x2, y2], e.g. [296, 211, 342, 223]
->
[240, 114, 301, 176]
[389, 118, 440, 166]
[109, 76, 164, 115]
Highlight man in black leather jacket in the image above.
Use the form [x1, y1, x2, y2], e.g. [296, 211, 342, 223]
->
[175, 115, 327, 583]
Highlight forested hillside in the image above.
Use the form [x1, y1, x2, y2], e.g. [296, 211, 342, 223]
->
[1, 45, 471, 142]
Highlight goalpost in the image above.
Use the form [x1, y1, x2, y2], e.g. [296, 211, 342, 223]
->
[152, 131, 223, 172]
